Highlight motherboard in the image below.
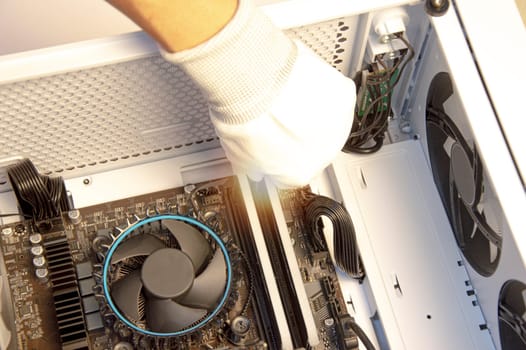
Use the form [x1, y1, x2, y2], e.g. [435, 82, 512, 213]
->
[0, 173, 358, 350]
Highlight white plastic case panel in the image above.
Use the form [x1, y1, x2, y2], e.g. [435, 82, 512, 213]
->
[331, 140, 494, 350]
[401, 6, 526, 350]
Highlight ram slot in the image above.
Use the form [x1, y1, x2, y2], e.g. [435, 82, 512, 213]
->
[224, 178, 282, 349]
[236, 176, 294, 350]
[249, 179, 314, 349]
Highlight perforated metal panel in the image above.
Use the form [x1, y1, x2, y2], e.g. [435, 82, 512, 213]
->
[0, 17, 356, 176]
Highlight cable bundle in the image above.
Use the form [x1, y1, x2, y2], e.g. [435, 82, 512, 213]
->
[303, 193, 364, 279]
[7, 159, 69, 221]
[343, 34, 414, 154]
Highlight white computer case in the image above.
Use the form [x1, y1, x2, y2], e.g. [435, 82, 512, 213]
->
[0, 0, 524, 349]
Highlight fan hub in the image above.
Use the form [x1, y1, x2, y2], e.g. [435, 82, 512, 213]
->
[141, 248, 194, 299]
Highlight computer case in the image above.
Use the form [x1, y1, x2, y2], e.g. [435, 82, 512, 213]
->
[0, 0, 524, 349]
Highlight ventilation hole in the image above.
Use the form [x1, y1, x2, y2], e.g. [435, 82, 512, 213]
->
[340, 25, 349, 31]
[2, 19, 345, 175]
[334, 59, 343, 64]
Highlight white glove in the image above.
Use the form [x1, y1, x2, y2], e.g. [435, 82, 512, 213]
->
[162, 0, 356, 187]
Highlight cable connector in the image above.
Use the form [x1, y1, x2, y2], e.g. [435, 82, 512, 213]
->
[373, 8, 408, 43]
[366, 8, 409, 63]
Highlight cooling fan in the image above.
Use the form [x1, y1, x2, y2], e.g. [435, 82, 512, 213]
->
[97, 214, 233, 337]
[425, 72, 503, 277]
[498, 280, 526, 349]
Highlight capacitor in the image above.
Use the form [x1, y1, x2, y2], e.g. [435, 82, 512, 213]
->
[33, 255, 46, 268]
[324, 318, 335, 327]
[1, 228, 13, 236]
[29, 233, 42, 245]
[30, 245, 44, 256]
[113, 342, 133, 350]
[35, 268, 49, 282]
[68, 209, 82, 225]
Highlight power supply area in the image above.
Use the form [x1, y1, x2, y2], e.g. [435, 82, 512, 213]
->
[0, 0, 524, 349]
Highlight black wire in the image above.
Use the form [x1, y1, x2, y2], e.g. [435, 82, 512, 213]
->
[348, 319, 377, 350]
[7, 159, 69, 221]
[344, 33, 415, 154]
[303, 192, 364, 279]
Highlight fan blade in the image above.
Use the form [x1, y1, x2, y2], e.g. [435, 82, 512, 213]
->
[111, 270, 143, 322]
[163, 220, 211, 273]
[111, 234, 165, 264]
[178, 249, 227, 310]
[146, 298, 207, 333]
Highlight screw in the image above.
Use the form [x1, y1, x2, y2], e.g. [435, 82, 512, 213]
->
[83, 178, 91, 185]
[431, 0, 445, 8]
[231, 316, 251, 335]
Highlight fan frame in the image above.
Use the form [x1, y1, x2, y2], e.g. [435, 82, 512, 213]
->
[425, 71, 502, 277]
[101, 214, 233, 337]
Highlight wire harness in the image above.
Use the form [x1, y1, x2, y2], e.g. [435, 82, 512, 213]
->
[343, 33, 414, 154]
[303, 192, 364, 279]
[7, 159, 69, 221]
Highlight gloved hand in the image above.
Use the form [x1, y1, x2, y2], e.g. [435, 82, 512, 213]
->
[108, 0, 356, 187]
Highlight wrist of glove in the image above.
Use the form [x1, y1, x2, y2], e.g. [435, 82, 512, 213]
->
[161, 0, 356, 187]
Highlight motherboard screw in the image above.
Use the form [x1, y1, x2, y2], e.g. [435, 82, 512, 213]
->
[231, 316, 251, 336]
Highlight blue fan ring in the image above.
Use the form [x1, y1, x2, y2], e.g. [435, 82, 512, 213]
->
[102, 214, 233, 337]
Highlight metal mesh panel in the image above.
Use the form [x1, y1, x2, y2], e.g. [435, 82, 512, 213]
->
[0, 17, 355, 176]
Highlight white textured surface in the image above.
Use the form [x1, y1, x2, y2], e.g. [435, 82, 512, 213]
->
[331, 141, 495, 350]
[0, 17, 356, 177]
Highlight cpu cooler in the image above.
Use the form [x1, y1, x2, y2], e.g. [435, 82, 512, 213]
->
[96, 214, 233, 337]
